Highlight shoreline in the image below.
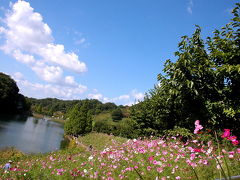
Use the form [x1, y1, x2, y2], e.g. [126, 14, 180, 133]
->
[32, 112, 65, 124]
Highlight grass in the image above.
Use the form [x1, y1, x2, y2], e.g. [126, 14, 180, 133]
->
[0, 132, 240, 179]
[77, 132, 127, 151]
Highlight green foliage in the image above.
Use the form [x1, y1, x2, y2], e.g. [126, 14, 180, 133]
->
[93, 118, 138, 138]
[0, 72, 31, 114]
[29, 98, 119, 117]
[64, 102, 93, 136]
[111, 108, 123, 121]
[206, 3, 240, 133]
[163, 126, 193, 139]
[130, 3, 240, 136]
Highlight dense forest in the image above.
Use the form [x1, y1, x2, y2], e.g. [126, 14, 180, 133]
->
[0, 72, 31, 114]
[29, 97, 119, 117]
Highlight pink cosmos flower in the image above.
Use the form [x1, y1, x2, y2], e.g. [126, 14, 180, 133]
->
[148, 156, 154, 161]
[221, 129, 231, 138]
[237, 148, 240, 154]
[203, 160, 208, 165]
[194, 120, 203, 134]
[228, 136, 237, 141]
[156, 167, 163, 173]
[195, 120, 200, 126]
[147, 166, 151, 171]
[232, 139, 239, 146]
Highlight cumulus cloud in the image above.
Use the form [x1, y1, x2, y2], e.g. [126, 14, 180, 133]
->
[13, 73, 87, 100]
[87, 90, 144, 106]
[32, 64, 63, 83]
[64, 76, 77, 86]
[12, 50, 35, 65]
[131, 89, 144, 101]
[1, 1, 145, 105]
[118, 95, 130, 100]
[88, 93, 103, 100]
[13, 72, 24, 80]
[0, 0, 87, 83]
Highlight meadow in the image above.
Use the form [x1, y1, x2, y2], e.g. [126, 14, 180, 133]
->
[0, 121, 240, 180]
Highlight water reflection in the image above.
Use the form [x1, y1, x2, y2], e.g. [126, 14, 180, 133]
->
[0, 115, 65, 154]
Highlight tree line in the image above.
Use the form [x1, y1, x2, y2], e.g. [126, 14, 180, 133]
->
[29, 97, 118, 117]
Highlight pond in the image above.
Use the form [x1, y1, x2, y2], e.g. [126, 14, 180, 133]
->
[0, 114, 66, 154]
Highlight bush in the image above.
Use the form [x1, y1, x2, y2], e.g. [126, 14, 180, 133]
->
[111, 108, 123, 121]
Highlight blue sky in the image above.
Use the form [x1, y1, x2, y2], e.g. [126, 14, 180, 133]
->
[0, 0, 238, 105]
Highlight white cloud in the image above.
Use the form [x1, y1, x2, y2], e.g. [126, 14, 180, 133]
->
[0, 0, 87, 79]
[64, 76, 76, 86]
[13, 75, 87, 100]
[32, 64, 63, 83]
[187, 0, 193, 14]
[95, 90, 144, 106]
[88, 93, 103, 100]
[13, 72, 24, 80]
[12, 50, 35, 65]
[131, 89, 144, 101]
[118, 95, 130, 100]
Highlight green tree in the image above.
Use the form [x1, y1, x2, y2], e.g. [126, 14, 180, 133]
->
[130, 3, 240, 135]
[64, 102, 93, 136]
[206, 3, 240, 132]
[111, 108, 123, 121]
[0, 72, 19, 113]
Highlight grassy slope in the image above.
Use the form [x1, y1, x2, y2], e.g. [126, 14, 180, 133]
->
[0, 133, 127, 179]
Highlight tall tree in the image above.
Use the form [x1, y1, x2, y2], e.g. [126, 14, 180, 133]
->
[0, 72, 19, 113]
[207, 3, 240, 130]
[64, 102, 93, 136]
[130, 3, 240, 135]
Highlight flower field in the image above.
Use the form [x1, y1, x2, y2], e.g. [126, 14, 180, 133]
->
[1, 123, 240, 180]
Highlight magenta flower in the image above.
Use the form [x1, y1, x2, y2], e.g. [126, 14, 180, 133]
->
[227, 136, 237, 141]
[232, 139, 239, 146]
[148, 156, 154, 161]
[194, 120, 203, 134]
[193, 148, 202, 152]
[221, 129, 231, 138]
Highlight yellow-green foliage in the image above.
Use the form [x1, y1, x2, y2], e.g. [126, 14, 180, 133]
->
[67, 139, 78, 149]
[93, 112, 112, 122]
[0, 147, 24, 164]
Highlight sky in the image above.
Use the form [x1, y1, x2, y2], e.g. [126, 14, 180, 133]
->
[0, 0, 238, 105]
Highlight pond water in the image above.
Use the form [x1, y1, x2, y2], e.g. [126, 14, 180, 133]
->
[0, 115, 66, 154]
